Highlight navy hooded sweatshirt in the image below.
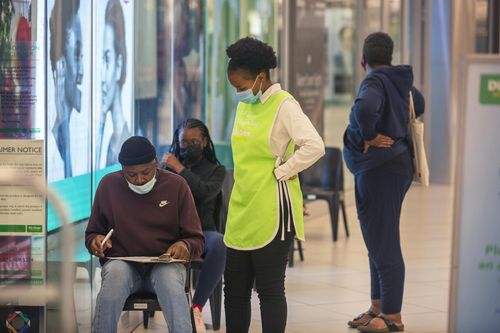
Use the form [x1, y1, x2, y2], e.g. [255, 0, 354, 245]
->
[343, 65, 425, 175]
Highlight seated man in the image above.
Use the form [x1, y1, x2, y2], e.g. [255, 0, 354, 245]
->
[85, 136, 204, 333]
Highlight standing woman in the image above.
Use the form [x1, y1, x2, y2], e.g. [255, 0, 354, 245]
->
[224, 37, 325, 333]
[343, 32, 425, 332]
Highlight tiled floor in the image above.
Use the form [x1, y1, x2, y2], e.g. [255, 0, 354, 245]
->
[130, 184, 454, 333]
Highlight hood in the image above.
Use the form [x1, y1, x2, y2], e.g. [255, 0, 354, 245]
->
[369, 65, 414, 98]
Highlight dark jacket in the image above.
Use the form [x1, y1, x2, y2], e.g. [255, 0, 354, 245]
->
[343, 65, 425, 175]
[177, 157, 226, 232]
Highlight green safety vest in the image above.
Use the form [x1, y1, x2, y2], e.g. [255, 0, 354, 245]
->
[224, 91, 304, 250]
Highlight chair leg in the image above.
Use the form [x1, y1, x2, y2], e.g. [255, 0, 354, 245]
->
[297, 240, 304, 261]
[340, 199, 349, 237]
[191, 307, 196, 333]
[288, 240, 295, 267]
[185, 267, 195, 332]
[143, 311, 149, 329]
[209, 279, 223, 330]
[327, 197, 340, 241]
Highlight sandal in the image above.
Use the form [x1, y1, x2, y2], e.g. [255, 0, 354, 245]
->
[357, 315, 405, 332]
[347, 310, 378, 328]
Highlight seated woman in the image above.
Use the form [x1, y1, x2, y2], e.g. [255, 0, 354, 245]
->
[161, 118, 226, 333]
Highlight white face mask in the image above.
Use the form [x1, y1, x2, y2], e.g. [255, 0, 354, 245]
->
[127, 174, 157, 195]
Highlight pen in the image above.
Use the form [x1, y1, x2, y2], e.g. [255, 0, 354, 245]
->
[101, 229, 114, 247]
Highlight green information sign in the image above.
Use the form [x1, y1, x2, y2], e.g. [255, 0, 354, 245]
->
[480, 74, 500, 105]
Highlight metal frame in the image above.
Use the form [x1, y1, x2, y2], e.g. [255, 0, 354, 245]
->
[400, 0, 410, 64]
[488, 0, 500, 53]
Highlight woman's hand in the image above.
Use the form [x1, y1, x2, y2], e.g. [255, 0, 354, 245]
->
[363, 134, 394, 153]
[161, 153, 185, 173]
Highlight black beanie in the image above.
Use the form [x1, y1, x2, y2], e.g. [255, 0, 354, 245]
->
[118, 136, 156, 166]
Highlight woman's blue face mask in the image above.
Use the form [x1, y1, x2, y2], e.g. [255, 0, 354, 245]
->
[235, 76, 262, 104]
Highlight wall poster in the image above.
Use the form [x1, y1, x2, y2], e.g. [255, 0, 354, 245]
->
[93, 0, 134, 170]
[0, 140, 44, 235]
[0, 0, 43, 139]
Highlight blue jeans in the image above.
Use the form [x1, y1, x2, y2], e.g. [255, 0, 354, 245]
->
[192, 231, 226, 307]
[92, 260, 192, 333]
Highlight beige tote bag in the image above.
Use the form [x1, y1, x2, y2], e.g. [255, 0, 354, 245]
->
[408, 91, 429, 187]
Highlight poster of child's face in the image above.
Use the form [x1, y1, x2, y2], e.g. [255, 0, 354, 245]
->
[46, 0, 91, 182]
[93, 0, 134, 170]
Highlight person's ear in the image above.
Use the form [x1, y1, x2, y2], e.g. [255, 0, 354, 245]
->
[54, 58, 66, 79]
[53, 59, 66, 86]
[202, 137, 208, 149]
[360, 55, 366, 71]
[60, 58, 66, 71]
[115, 53, 123, 83]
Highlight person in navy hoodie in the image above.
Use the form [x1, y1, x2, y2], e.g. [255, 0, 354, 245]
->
[343, 32, 425, 333]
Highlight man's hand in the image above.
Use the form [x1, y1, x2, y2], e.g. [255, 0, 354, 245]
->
[161, 153, 185, 173]
[166, 241, 190, 261]
[363, 134, 395, 153]
[90, 234, 112, 258]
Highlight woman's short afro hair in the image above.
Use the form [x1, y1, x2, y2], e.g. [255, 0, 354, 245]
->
[226, 37, 277, 77]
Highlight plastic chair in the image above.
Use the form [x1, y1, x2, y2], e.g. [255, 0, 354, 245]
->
[300, 147, 349, 242]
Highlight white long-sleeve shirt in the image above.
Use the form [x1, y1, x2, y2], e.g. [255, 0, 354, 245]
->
[259, 84, 325, 181]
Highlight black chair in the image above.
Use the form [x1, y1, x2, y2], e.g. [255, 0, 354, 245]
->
[300, 147, 349, 242]
[288, 239, 304, 267]
[190, 188, 227, 331]
[122, 264, 194, 330]
[204, 168, 232, 328]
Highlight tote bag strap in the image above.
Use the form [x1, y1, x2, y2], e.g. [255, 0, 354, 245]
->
[409, 90, 416, 121]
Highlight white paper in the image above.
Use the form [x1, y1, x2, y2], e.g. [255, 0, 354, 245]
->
[106, 256, 186, 264]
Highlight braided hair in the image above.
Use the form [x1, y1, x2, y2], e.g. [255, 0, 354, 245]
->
[170, 119, 221, 165]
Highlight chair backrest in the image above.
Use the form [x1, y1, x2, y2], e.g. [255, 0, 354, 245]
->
[213, 191, 224, 233]
[213, 168, 234, 234]
[215, 169, 234, 234]
[300, 147, 344, 192]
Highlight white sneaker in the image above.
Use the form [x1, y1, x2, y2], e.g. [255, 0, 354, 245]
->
[192, 307, 206, 333]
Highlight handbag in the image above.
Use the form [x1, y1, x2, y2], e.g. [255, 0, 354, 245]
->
[408, 91, 429, 187]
